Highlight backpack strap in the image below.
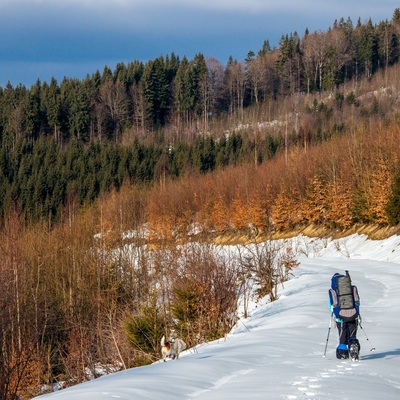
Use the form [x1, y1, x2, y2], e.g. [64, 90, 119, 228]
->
[329, 288, 340, 318]
[329, 288, 338, 308]
[353, 285, 359, 304]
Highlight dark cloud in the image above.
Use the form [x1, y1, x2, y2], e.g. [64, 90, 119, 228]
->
[0, 0, 399, 86]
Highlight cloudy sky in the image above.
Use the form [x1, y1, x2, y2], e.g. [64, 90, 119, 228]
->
[0, 0, 398, 87]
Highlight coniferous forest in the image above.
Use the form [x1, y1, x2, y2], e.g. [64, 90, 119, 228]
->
[0, 11, 399, 223]
[1, 9, 400, 399]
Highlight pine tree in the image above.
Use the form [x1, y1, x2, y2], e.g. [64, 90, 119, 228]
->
[126, 60, 144, 87]
[63, 80, 90, 140]
[142, 57, 170, 127]
[113, 62, 128, 84]
[171, 283, 201, 338]
[101, 65, 113, 84]
[258, 39, 272, 56]
[41, 77, 61, 141]
[164, 52, 180, 83]
[125, 304, 166, 365]
[276, 32, 302, 94]
[23, 80, 42, 140]
[174, 56, 195, 128]
[391, 9, 400, 64]
[192, 53, 208, 121]
[357, 19, 379, 78]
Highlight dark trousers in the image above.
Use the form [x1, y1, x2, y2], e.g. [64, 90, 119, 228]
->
[335, 319, 360, 359]
[337, 319, 358, 345]
[337, 319, 358, 344]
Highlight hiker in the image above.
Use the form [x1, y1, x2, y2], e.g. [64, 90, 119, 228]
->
[328, 271, 361, 360]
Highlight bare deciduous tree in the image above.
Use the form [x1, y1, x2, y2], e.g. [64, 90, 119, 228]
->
[246, 55, 266, 105]
[100, 81, 130, 141]
[301, 31, 329, 92]
[225, 60, 245, 118]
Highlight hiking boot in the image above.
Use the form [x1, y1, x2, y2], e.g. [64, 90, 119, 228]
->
[336, 347, 349, 359]
[349, 342, 359, 361]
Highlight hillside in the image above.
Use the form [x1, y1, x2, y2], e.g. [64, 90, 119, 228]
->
[1, 9, 400, 224]
[33, 234, 400, 399]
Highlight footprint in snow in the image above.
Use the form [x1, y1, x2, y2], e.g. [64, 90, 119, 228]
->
[285, 361, 361, 399]
[187, 368, 254, 398]
[288, 376, 322, 398]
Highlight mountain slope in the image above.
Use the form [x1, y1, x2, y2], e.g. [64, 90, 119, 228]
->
[35, 234, 400, 400]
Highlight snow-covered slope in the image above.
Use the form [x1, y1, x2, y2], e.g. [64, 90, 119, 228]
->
[35, 234, 400, 400]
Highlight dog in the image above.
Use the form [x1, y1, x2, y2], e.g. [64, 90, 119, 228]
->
[160, 335, 187, 361]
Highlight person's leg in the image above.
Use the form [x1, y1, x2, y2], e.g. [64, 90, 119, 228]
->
[336, 321, 349, 359]
[338, 321, 350, 343]
[347, 318, 360, 357]
[348, 319, 358, 339]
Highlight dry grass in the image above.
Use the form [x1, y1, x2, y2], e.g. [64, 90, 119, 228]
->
[212, 223, 400, 245]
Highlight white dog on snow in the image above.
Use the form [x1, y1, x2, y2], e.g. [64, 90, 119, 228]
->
[161, 335, 187, 361]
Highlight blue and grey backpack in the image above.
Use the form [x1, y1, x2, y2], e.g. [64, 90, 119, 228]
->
[329, 270, 359, 321]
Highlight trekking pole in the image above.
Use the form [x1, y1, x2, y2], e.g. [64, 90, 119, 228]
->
[358, 318, 376, 352]
[323, 312, 334, 358]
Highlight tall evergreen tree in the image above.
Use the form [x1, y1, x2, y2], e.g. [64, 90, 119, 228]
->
[142, 57, 170, 127]
[192, 53, 208, 118]
[65, 80, 90, 140]
[174, 56, 195, 129]
[258, 39, 272, 56]
[23, 80, 43, 140]
[41, 77, 61, 141]
[357, 19, 379, 78]
[276, 33, 302, 94]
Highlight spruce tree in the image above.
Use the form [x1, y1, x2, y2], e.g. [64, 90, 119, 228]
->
[174, 56, 195, 124]
[358, 19, 379, 78]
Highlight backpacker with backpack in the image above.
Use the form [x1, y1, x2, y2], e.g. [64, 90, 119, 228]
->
[328, 270, 361, 360]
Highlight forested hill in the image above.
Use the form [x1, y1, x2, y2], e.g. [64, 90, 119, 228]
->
[1, 9, 400, 224]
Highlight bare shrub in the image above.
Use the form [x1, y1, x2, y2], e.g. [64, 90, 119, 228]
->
[170, 243, 239, 345]
[237, 240, 299, 304]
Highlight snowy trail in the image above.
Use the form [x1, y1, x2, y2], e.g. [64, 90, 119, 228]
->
[35, 235, 400, 400]
[280, 257, 400, 400]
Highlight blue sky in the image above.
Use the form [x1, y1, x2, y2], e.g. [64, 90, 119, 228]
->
[0, 0, 399, 88]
